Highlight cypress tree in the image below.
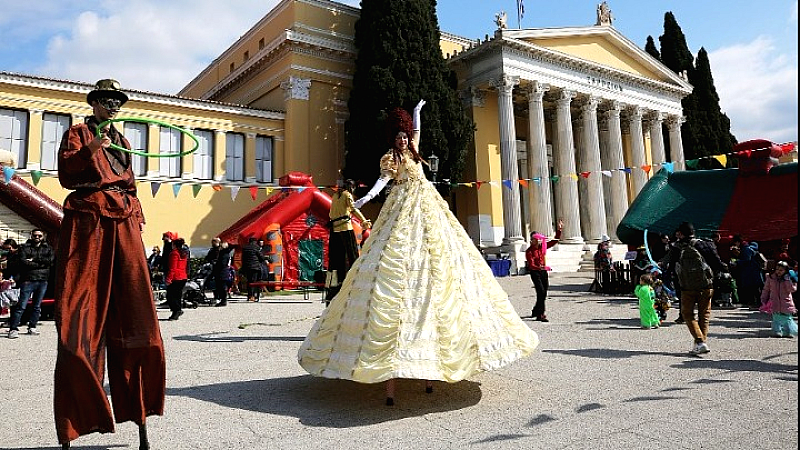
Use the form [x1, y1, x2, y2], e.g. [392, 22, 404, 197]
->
[658, 12, 694, 75]
[684, 48, 737, 164]
[343, 0, 473, 192]
[644, 36, 660, 61]
[655, 12, 736, 167]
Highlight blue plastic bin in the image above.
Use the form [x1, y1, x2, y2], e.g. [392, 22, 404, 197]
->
[486, 259, 511, 277]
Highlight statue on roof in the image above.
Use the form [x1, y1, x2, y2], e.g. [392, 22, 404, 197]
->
[495, 11, 508, 30]
[596, 1, 614, 27]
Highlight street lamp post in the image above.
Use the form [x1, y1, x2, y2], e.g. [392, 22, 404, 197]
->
[428, 153, 439, 183]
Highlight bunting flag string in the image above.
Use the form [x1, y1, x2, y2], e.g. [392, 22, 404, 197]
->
[10, 142, 793, 202]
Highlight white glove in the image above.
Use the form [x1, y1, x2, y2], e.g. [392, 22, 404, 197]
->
[354, 176, 390, 208]
[413, 99, 426, 132]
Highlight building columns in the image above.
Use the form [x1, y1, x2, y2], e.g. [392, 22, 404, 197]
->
[627, 106, 647, 197]
[491, 74, 524, 244]
[647, 111, 666, 167]
[577, 96, 607, 243]
[601, 101, 628, 240]
[668, 115, 686, 171]
[525, 81, 553, 238]
[553, 89, 583, 244]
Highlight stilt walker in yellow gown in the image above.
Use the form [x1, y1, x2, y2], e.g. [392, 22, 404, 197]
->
[298, 100, 539, 404]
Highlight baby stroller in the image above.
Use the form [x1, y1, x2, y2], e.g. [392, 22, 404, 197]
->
[182, 263, 215, 308]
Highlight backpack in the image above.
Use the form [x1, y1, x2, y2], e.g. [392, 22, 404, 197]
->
[676, 239, 714, 290]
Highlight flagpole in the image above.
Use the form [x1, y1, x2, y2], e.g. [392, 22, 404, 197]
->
[517, 1, 521, 28]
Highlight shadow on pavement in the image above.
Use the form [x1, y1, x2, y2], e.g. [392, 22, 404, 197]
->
[0, 446, 125, 450]
[167, 376, 482, 427]
[173, 333, 306, 343]
[671, 357, 799, 376]
[543, 348, 687, 359]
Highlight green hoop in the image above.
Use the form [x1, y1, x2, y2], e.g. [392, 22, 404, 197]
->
[96, 117, 199, 158]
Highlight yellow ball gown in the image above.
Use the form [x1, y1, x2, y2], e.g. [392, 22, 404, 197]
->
[298, 148, 539, 383]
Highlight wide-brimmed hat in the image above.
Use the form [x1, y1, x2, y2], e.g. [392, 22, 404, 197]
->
[600, 234, 611, 243]
[86, 79, 129, 106]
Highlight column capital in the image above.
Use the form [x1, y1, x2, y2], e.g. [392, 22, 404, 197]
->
[490, 74, 520, 94]
[281, 76, 311, 101]
[647, 111, 666, 123]
[523, 81, 550, 102]
[626, 105, 643, 122]
[667, 115, 685, 130]
[555, 89, 576, 110]
[246, 132, 257, 139]
[580, 95, 600, 113]
[29, 109, 44, 116]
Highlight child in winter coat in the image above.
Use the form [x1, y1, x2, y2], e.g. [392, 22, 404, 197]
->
[635, 274, 660, 329]
[652, 277, 673, 323]
[760, 261, 798, 337]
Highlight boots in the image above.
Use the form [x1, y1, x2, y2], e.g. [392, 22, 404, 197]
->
[215, 299, 227, 307]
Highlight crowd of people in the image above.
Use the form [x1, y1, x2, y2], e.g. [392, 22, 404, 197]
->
[589, 222, 798, 352]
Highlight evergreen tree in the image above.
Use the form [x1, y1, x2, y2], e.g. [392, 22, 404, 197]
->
[684, 48, 737, 163]
[658, 12, 694, 75]
[644, 36, 660, 61]
[343, 0, 473, 191]
[655, 12, 737, 166]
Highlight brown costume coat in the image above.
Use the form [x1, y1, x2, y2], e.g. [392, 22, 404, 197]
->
[54, 118, 165, 444]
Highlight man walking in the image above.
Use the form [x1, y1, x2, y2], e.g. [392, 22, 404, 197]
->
[666, 222, 726, 355]
[7, 229, 54, 338]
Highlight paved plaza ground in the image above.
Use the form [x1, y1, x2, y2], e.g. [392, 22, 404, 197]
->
[1, 273, 797, 450]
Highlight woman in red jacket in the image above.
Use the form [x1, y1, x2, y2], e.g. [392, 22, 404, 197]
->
[165, 238, 189, 321]
[525, 219, 563, 322]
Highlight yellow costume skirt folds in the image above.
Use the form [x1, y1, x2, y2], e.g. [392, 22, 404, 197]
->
[298, 178, 539, 383]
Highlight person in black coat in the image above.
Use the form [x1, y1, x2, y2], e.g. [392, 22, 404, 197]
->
[7, 229, 55, 338]
[240, 237, 266, 302]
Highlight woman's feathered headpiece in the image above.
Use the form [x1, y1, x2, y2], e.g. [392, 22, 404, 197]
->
[386, 107, 413, 146]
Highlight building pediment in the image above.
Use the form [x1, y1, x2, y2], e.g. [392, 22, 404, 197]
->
[502, 27, 691, 91]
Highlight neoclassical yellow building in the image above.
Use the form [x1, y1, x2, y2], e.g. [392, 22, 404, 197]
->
[1, 0, 692, 271]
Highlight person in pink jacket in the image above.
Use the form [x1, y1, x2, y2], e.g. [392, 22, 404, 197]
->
[760, 261, 798, 337]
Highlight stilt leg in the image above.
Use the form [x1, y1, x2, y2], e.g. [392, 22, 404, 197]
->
[385, 379, 396, 406]
[425, 380, 433, 394]
[139, 423, 150, 450]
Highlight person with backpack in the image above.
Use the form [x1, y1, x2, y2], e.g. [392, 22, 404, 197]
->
[665, 222, 726, 356]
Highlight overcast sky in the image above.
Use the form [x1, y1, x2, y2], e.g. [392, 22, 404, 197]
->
[0, 0, 796, 143]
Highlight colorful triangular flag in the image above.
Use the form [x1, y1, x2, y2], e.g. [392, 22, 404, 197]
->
[230, 186, 240, 201]
[475, 181, 483, 190]
[642, 165, 652, 174]
[519, 179, 529, 188]
[662, 162, 675, 173]
[686, 159, 700, 170]
[212, 184, 223, 192]
[713, 155, 727, 168]
[150, 182, 161, 198]
[249, 186, 259, 200]
[192, 184, 202, 198]
[601, 170, 613, 177]
[502, 180, 513, 190]
[31, 170, 42, 185]
[172, 183, 182, 198]
[580, 172, 591, 179]
[2, 166, 15, 183]
[551, 176, 560, 183]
